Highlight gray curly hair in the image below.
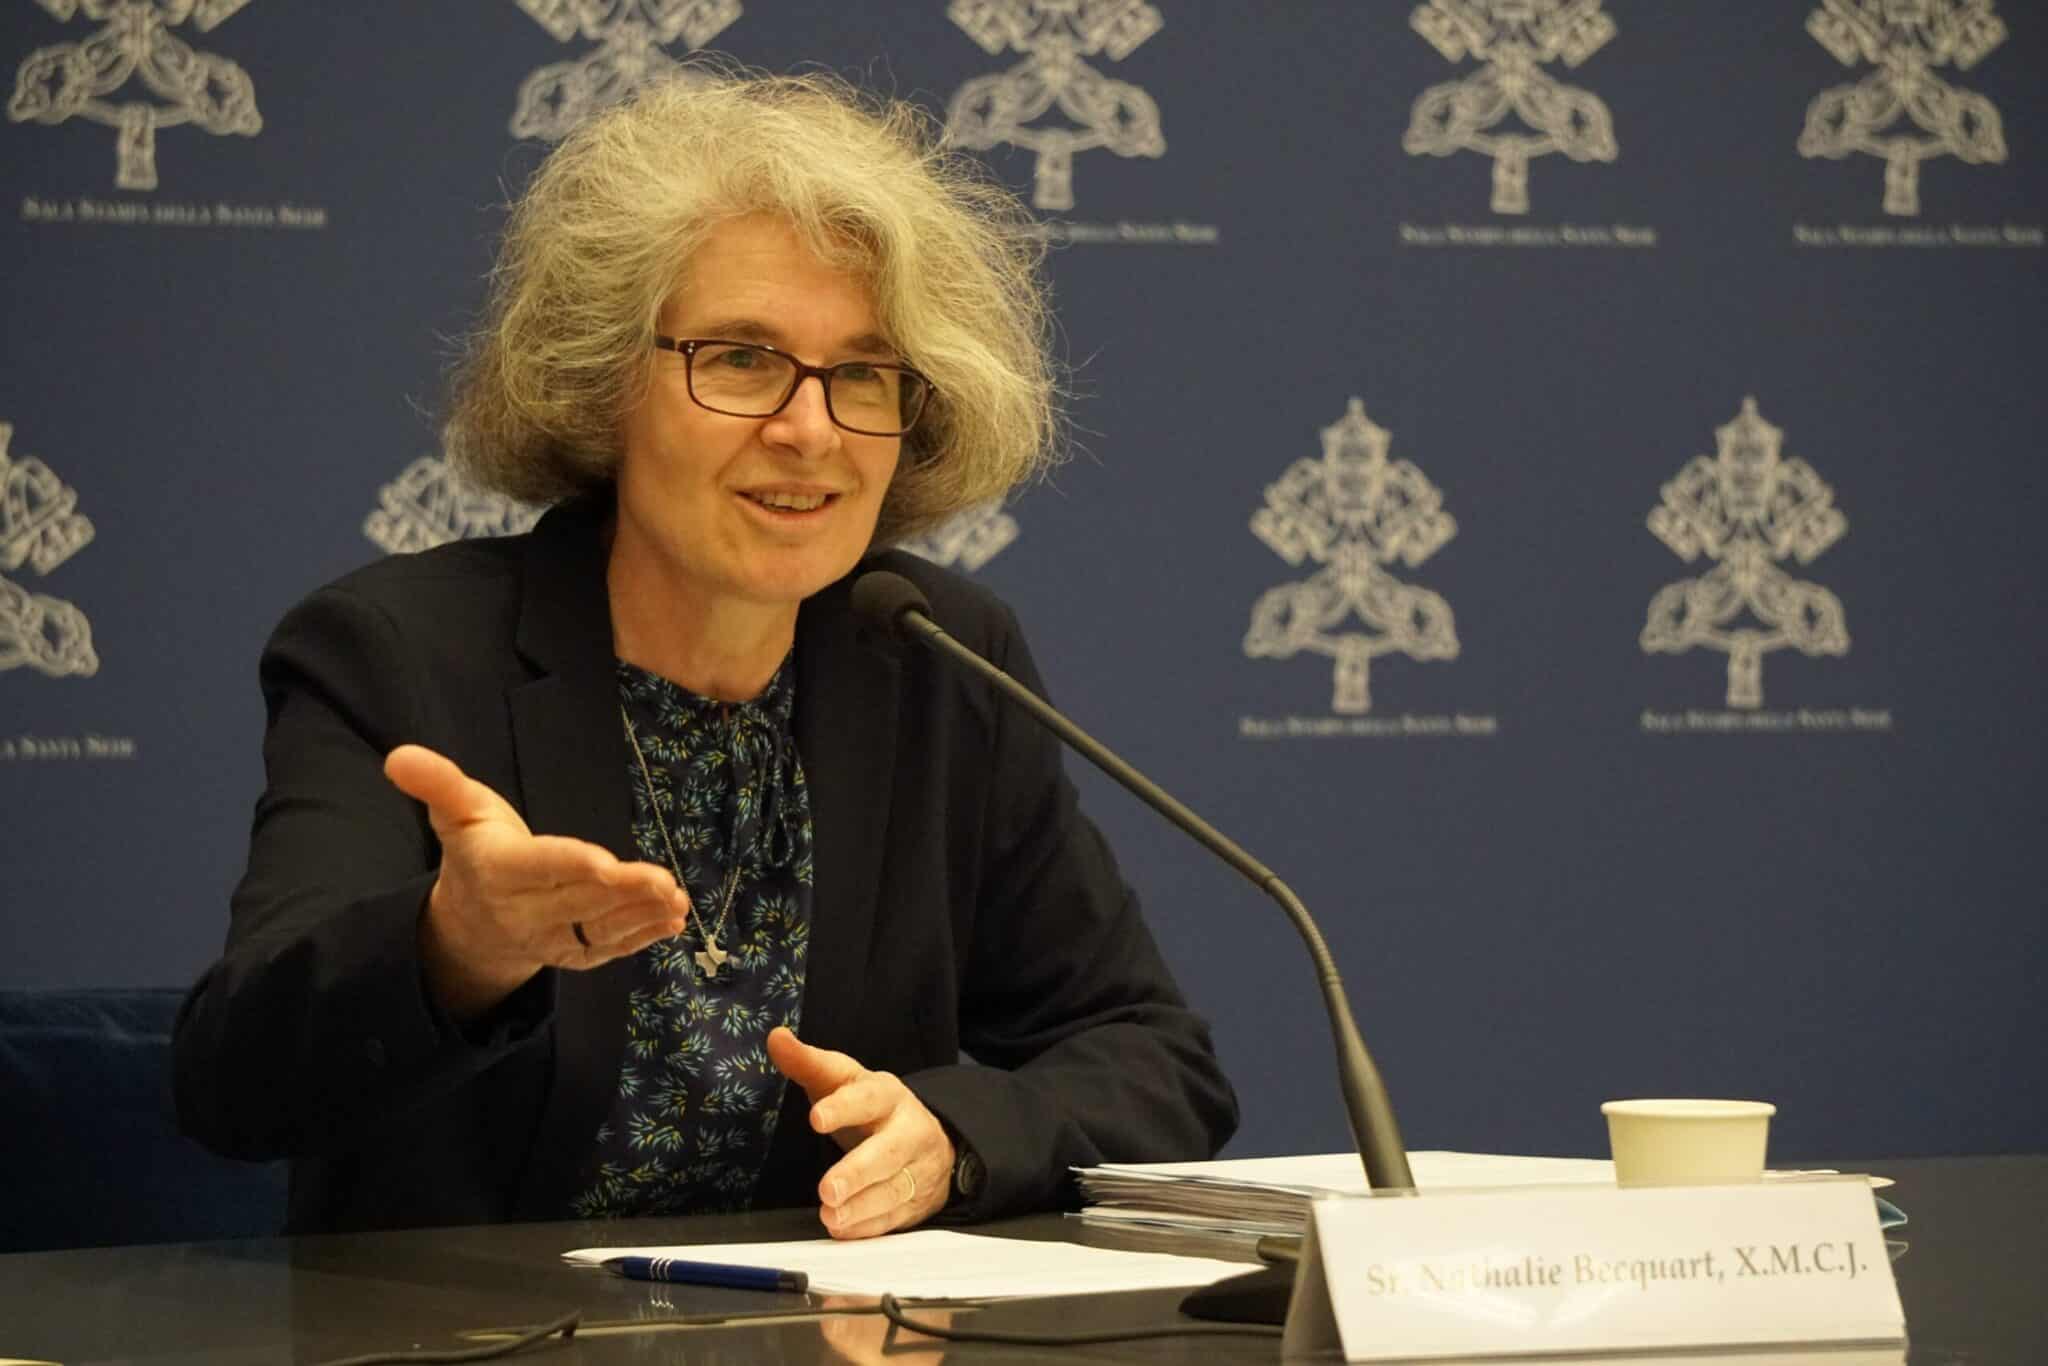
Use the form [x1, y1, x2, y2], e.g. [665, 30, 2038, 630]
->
[447, 68, 1060, 547]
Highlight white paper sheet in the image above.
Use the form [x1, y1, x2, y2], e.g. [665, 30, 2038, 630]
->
[561, 1227, 1252, 1299]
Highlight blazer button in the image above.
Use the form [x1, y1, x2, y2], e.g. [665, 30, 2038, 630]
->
[364, 1037, 387, 1068]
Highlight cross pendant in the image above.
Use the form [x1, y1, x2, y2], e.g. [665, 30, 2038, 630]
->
[694, 934, 730, 980]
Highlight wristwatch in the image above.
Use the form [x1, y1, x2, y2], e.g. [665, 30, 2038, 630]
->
[939, 1118, 985, 1209]
[950, 1142, 986, 1207]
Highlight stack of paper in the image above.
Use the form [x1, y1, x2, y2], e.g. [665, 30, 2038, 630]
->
[1075, 1151, 1610, 1238]
[1074, 1151, 1902, 1238]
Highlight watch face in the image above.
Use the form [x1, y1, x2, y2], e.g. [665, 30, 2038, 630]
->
[954, 1149, 986, 1200]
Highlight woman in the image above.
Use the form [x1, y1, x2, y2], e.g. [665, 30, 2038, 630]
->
[174, 71, 1236, 1238]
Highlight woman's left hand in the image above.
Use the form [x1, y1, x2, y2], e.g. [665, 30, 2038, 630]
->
[766, 1026, 954, 1238]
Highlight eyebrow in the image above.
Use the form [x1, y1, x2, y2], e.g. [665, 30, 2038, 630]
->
[693, 318, 897, 359]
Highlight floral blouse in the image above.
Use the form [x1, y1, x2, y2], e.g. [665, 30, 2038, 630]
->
[570, 655, 815, 1217]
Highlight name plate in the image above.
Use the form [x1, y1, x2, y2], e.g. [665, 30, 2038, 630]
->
[1282, 1177, 1904, 1361]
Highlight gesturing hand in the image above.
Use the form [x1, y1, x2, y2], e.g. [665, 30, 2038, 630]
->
[767, 1026, 954, 1239]
[384, 744, 692, 1020]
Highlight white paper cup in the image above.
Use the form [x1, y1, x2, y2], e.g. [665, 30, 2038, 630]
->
[1602, 1099, 1776, 1187]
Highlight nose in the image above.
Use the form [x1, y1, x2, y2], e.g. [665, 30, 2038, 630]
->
[761, 373, 840, 456]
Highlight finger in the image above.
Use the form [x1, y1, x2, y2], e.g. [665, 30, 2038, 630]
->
[824, 1205, 903, 1241]
[578, 898, 692, 957]
[817, 1108, 927, 1206]
[594, 858, 687, 904]
[816, 1085, 954, 1208]
[821, 1147, 948, 1240]
[520, 884, 686, 963]
[482, 855, 690, 942]
[384, 745, 516, 835]
[817, 1085, 949, 1201]
[539, 919, 612, 972]
[766, 1027, 865, 1105]
[820, 1160, 911, 1231]
[489, 871, 688, 967]
[808, 1072, 904, 1138]
[485, 835, 623, 889]
[386, 749, 679, 908]
[599, 913, 692, 961]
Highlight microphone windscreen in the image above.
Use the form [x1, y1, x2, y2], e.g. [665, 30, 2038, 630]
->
[850, 570, 932, 632]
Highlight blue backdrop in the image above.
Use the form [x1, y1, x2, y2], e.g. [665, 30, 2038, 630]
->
[4, 1, 2043, 1167]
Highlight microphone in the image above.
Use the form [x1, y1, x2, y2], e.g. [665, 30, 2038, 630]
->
[852, 569, 1414, 1319]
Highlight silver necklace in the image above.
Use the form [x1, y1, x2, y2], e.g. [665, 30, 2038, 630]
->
[622, 705, 741, 980]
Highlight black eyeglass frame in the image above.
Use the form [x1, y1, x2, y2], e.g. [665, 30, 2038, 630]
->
[653, 335, 936, 437]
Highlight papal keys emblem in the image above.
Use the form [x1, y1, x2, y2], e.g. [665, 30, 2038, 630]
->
[1402, 0, 1619, 215]
[509, 0, 742, 141]
[1244, 400, 1460, 716]
[7, 0, 262, 191]
[1798, 0, 2009, 216]
[0, 422, 99, 679]
[944, 0, 1166, 212]
[1640, 398, 1850, 710]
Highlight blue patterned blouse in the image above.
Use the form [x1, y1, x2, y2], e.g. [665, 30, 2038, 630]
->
[570, 655, 815, 1217]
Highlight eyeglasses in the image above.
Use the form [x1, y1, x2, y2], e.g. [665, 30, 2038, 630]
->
[653, 336, 935, 437]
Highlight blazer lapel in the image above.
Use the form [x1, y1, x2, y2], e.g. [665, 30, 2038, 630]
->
[756, 571, 901, 1204]
[789, 573, 900, 1051]
[502, 498, 640, 1219]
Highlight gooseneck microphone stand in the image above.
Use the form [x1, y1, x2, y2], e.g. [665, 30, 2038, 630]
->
[852, 572, 1413, 1323]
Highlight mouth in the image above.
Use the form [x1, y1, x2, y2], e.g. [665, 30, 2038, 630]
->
[738, 488, 840, 516]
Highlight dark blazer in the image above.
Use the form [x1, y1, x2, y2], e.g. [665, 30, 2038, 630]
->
[174, 497, 1237, 1234]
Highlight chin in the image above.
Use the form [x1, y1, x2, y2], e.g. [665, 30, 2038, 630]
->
[738, 549, 865, 606]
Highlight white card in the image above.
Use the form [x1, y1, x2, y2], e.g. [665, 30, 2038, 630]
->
[1283, 1178, 1903, 1361]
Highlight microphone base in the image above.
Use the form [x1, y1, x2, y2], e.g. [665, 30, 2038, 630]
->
[1178, 1263, 1296, 1325]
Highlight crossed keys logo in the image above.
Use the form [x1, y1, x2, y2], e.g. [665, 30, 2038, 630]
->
[364, 455, 542, 556]
[1641, 399, 1850, 710]
[1402, 0, 1618, 215]
[1244, 400, 1459, 715]
[7, 0, 261, 191]
[1798, 0, 2008, 216]
[510, 0, 741, 141]
[944, 0, 1166, 212]
[0, 423, 98, 679]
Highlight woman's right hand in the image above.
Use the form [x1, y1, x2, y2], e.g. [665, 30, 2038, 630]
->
[383, 744, 692, 1021]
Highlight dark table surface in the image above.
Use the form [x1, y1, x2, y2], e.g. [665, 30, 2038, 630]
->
[1, 1155, 2039, 1365]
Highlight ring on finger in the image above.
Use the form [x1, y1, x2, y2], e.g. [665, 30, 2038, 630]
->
[571, 921, 591, 949]
[896, 1166, 918, 1203]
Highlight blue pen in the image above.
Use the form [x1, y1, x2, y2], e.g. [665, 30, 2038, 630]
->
[602, 1256, 809, 1293]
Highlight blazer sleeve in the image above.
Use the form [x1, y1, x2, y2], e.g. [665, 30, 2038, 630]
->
[903, 603, 1239, 1219]
[173, 583, 552, 1162]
